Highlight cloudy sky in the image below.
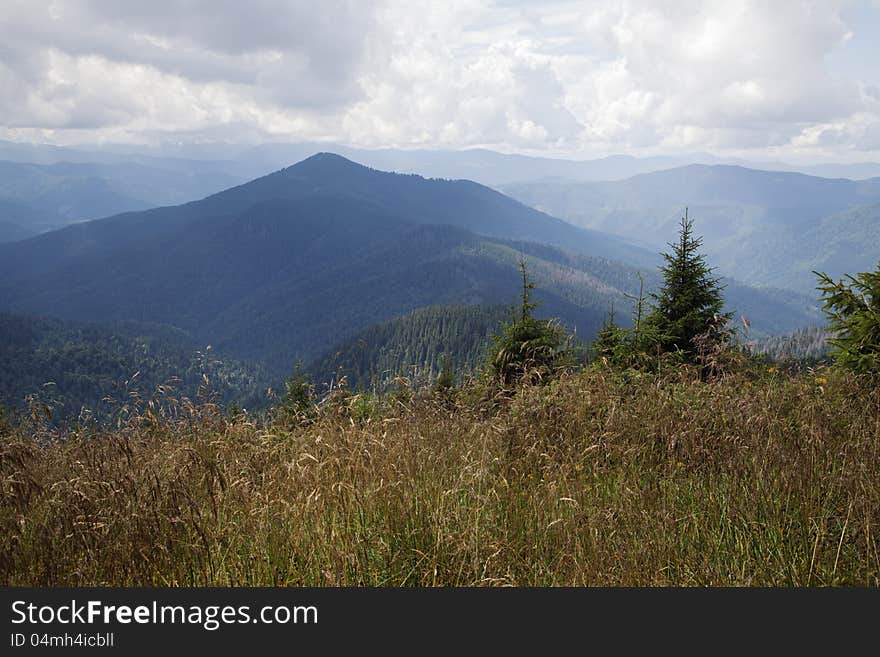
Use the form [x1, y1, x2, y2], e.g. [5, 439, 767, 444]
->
[1, 0, 879, 161]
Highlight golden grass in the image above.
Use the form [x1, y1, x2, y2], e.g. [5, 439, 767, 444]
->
[1, 366, 878, 586]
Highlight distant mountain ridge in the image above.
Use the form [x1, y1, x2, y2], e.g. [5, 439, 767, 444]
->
[0, 152, 655, 282]
[0, 158, 247, 243]
[4, 136, 878, 249]
[5, 138, 880, 184]
[503, 164, 880, 294]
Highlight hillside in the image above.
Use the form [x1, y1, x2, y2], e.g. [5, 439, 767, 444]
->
[305, 270, 819, 392]
[503, 165, 880, 294]
[750, 325, 831, 364]
[0, 313, 268, 420]
[308, 304, 512, 390]
[0, 217, 632, 380]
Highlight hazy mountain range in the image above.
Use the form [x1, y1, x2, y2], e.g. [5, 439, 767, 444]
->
[0, 157, 244, 243]
[503, 166, 880, 295]
[3, 142, 877, 414]
[3, 137, 880, 246]
[5, 138, 880, 184]
[0, 154, 820, 396]
[0, 153, 641, 380]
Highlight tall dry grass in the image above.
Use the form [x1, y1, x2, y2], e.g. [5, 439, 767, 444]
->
[1, 366, 878, 586]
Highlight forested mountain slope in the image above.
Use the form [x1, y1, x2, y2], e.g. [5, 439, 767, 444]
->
[307, 304, 512, 390]
[0, 313, 268, 418]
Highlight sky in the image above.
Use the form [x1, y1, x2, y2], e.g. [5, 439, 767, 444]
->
[1, 0, 879, 162]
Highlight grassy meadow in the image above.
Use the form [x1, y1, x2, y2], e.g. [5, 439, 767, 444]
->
[1, 363, 878, 587]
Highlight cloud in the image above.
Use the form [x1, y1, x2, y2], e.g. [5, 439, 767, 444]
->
[501, 1, 867, 154]
[0, 0, 377, 135]
[0, 0, 878, 160]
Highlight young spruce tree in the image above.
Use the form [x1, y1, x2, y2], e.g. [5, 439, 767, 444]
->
[649, 209, 730, 361]
[593, 304, 624, 363]
[433, 353, 456, 393]
[486, 256, 570, 385]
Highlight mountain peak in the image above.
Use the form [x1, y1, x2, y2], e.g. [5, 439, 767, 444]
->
[285, 151, 369, 176]
[302, 151, 355, 164]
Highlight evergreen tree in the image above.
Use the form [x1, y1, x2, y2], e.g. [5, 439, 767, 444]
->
[593, 305, 627, 365]
[649, 209, 730, 360]
[486, 257, 571, 385]
[434, 353, 455, 393]
[816, 262, 880, 373]
[227, 400, 245, 422]
[277, 362, 315, 421]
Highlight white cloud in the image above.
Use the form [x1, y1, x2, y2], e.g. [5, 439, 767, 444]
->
[0, 0, 878, 161]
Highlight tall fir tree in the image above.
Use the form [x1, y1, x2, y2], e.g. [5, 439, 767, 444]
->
[649, 209, 731, 360]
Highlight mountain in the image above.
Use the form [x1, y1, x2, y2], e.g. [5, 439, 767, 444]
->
[0, 152, 654, 271]
[223, 153, 656, 265]
[230, 145, 880, 184]
[233, 144, 700, 185]
[0, 154, 647, 376]
[250, 147, 877, 186]
[0, 154, 816, 381]
[0, 140, 701, 184]
[502, 165, 880, 294]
